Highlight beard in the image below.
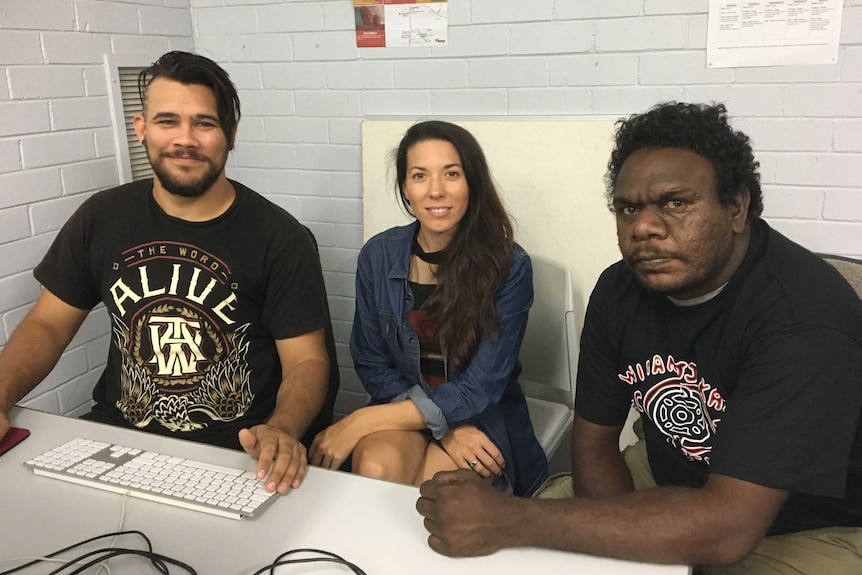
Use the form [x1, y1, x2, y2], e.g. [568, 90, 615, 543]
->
[145, 139, 225, 198]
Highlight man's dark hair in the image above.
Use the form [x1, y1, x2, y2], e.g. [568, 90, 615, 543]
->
[138, 51, 240, 150]
[606, 102, 763, 218]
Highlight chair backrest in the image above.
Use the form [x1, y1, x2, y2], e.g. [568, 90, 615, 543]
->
[821, 254, 862, 299]
[519, 257, 578, 410]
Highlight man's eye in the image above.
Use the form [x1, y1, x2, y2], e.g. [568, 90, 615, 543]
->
[667, 199, 686, 209]
[622, 206, 638, 215]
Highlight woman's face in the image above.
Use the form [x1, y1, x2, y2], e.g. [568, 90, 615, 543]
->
[402, 139, 470, 251]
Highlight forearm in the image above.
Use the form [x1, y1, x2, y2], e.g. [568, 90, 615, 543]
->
[0, 317, 72, 413]
[266, 357, 328, 439]
[350, 400, 428, 438]
[501, 482, 775, 566]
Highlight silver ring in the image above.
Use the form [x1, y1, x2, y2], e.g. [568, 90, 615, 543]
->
[468, 460, 478, 468]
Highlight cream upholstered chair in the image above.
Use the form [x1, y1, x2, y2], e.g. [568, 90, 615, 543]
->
[519, 257, 578, 460]
[821, 254, 862, 299]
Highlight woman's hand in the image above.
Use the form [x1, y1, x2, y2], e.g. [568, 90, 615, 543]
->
[309, 411, 367, 471]
[441, 424, 505, 479]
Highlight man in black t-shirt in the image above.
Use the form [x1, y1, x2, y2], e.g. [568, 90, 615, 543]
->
[0, 51, 339, 495]
[416, 103, 862, 574]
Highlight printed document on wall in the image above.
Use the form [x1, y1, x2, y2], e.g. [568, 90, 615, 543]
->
[707, 0, 843, 68]
[354, 1, 448, 49]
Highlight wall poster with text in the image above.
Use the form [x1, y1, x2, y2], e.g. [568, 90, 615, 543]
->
[354, 0, 449, 48]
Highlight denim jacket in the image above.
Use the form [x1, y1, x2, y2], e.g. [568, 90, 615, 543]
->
[350, 222, 548, 496]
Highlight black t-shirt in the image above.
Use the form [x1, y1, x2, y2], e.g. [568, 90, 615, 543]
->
[576, 219, 862, 534]
[34, 179, 339, 450]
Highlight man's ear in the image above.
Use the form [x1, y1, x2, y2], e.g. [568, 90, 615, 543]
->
[133, 114, 146, 145]
[730, 186, 751, 234]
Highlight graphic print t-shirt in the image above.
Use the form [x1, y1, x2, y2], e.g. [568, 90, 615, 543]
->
[34, 180, 330, 449]
[575, 221, 862, 534]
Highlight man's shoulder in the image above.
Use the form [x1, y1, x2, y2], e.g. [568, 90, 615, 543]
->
[82, 179, 152, 210]
[738, 221, 862, 338]
[754, 222, 857, 303]
[231, 180, 310, 239]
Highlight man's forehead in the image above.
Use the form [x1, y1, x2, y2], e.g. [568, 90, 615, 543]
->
[144, 78, 218, 110]
[614, 147, 715, 193]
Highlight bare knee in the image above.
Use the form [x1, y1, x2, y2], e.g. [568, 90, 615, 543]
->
[351, 433, 424, 484]
[352, 451, 398, 481]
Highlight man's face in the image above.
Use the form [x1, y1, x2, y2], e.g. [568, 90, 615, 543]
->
[612, 147, 749, 300]
[133, 78, 230, 198]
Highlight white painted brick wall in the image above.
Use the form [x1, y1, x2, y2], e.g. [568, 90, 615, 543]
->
[43, 32, 112, 64]
[74, 1, 139, 34]
[0, 0, 75, 31]
[21, 131, 96, 169]
[8, 66, 86, 99]
[3, 1, 861, 425]
[0, 101, 51, 137]
[139, 6, 192, 37]
[0, 207, 30, 245]
[0, 31, 43, 65]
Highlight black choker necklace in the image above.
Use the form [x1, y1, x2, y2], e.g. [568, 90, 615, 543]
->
[413, 235, 442, 265]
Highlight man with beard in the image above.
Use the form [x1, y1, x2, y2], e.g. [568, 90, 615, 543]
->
[416, 102, 862, 574]
[0, 51, 339, 494]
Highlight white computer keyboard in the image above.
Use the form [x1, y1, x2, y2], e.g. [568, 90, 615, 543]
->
[24, 438, 277, 520]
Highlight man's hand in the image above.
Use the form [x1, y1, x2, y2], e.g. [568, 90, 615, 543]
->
[440, 424, 505, 479]
[238, 424, 307, 493]
[416, 469, 519, 557]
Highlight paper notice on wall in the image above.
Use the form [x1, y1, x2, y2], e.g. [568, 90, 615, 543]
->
[707, 0, 843, 67]
[354, 0, 448, 48]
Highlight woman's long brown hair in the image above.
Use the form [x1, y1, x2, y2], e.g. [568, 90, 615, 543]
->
[394, 121, 514, 372]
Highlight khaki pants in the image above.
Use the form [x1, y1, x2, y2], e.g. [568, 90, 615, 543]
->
[536, 438, 862, 575]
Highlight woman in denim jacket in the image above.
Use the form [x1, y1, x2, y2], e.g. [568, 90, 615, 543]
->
[310, 121, 547, 496]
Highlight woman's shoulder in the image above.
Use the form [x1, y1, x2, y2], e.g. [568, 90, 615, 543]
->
[362, 223, 415, 251]
[358, 222, 416, 266]
[510, 241, 532, 270]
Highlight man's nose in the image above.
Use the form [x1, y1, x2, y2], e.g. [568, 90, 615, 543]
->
[173, 122, 198, 147]
[630, 206, 668, 240]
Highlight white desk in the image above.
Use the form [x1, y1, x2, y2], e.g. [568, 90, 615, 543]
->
[0, 408, 690, 575]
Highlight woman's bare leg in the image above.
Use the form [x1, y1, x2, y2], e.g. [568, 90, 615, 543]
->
[416, 441, 460, 484]
[352, 430, 431, 485]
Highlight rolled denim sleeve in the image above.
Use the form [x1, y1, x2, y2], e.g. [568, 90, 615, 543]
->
[428, 249, 533, 427]
[392, 385, 449, 439]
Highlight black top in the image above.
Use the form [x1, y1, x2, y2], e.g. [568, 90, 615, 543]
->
[34, 179, 339, 450]
[576, 219, 862, 534]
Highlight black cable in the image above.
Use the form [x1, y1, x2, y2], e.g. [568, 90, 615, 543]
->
[0, 531, 165, 575]
[2, 533, 366, 575]
[46, 547, 170, 575]
[56, 549, 196, 575]
[256, 548, 367, 575]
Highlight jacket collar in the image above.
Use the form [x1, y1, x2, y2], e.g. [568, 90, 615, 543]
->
[387, 221, 419, 281]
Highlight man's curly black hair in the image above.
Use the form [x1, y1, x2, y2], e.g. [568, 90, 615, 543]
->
[606, 102, 763, 218]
